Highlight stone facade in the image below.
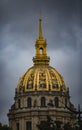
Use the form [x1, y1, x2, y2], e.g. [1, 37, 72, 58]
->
[8, 91, 76, 130]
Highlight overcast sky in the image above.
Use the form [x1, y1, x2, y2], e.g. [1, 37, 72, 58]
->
[0, 0, 82, 125]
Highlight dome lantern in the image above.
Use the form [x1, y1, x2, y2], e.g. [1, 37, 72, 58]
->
[33, 17, 50, 65]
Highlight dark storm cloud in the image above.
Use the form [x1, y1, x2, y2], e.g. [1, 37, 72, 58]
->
[0, 0, 81, 50]
[0, 0, 82, 124]
[0, 59, 13, 124]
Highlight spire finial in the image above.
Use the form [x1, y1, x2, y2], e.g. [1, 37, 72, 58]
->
[39, 15, 43, 39]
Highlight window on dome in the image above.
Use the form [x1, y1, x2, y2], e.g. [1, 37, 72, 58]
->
[16, 123, 20, 130]
[41, 97, 46, 107]
[26, 121, 32, 130]
[55, 97, 59, 108]
[52, 84, 58, 88]
[27, 80, 33, 89]
[27, 84, 33, 89]
[40, 48, 43, 54]
[52, 80, 58, 88]
[39, 84, 46, 88]
[27, 97, 32, 108]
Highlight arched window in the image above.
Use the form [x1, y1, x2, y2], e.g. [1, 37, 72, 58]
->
[18, 99, 21, 108]
[55, 97, 59, 108]
[26, 121, 32, 130]
[27, 97, 32, 108]
[16, 123, 20, 130]
[40, 48, 43, 54]
[41, 97, 46, 107]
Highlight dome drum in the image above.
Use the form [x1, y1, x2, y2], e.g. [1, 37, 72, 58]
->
[12, 92, 70, 111]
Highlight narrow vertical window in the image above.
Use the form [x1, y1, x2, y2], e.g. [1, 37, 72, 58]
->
[40, 48, 43, 54]
[41, 97, 46, 107]
[27, 97, 32, 108]
[16, 123, 19, 130]
[18, 99, 21, 108]
[26, 121, 32, 130]
[65, 98, 67, 107]
[55, 97, 59, 108]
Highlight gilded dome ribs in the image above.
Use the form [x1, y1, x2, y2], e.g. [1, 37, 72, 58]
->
[17, 66, 67, 93]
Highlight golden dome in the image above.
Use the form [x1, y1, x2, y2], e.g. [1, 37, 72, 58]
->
[17, 17, 67, 93]
[17, 65, 66, 92]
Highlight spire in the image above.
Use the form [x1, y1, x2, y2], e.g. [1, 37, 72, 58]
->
[33, 17, 50, 65]
[39, 16, 43, 39]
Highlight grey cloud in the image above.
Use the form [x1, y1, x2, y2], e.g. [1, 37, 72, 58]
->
[0, 0, 82, 124]
[0, 0, 81, 51]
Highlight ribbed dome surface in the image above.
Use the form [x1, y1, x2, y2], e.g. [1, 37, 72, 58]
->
[17, 65, 66, 92]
